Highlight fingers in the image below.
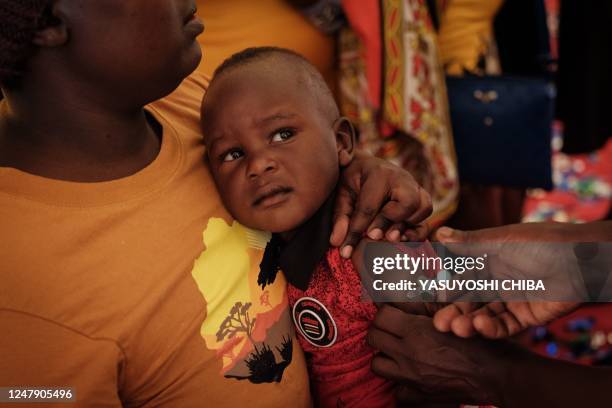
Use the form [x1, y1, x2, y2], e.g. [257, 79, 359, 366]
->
[342, 190, 432, 255]
[389, 301, 448, 317]
[431, 303, 481, 335]
[436, 225, 513, 243]
[383, 221, 429, 243]
[330, 189, 355, 248]
[334, 157, 434, 257]
[330, 215, 350, 254]
[436, 228, 501, 257]
[472, 304, 522, 339]
[379, 185, 433, 226]
[370, 353, 404, 383]
[435, 227, 468, 243]
[402, 223, 430, 242]
[340, 177, 389, 255]
[365, 214, 393, 240]
[371, 304, 413, 336]
[385, 222, 406, 242]
[431, 302, 523, 338]
[370, 187, 431, 243]
[449, 315, 479, 338]
[472, 314, 511, 339]
[405, 187, 433, 225]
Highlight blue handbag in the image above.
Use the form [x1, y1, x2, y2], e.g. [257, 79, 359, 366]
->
[445, 75, 555, 189]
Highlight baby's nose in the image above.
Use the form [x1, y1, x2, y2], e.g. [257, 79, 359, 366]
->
[247, 154, 278, 179]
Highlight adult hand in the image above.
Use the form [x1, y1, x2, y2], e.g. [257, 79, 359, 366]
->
[427, 222, 612, 338]
[331, 152, 432, 258]
[367, 305, 515, 406]
[368, 304, 612, 408]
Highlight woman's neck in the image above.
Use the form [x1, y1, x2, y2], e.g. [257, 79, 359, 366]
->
[0, 79, 161, 182]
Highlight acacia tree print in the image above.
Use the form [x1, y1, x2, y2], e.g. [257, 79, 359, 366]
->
[216, 301, 257, 345]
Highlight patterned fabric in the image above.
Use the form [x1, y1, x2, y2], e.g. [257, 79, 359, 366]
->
[286, 247, 395, 408]
[339, 0, 459, 227]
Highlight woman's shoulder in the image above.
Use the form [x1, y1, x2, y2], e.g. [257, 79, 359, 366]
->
[150, 71, 209, 114]
[147, 71, 210, 141]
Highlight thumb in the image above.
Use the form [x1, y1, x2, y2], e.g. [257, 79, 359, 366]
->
[436, 227, 471, 243]
[435, 227, 501, 258]
[388, 302, 448, 317]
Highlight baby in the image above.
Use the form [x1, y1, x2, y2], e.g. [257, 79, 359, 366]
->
[202, 47, 395, 407]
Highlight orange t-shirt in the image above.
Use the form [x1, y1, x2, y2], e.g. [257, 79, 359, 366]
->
[196, 0, 337, 91]
[0, 73, 311, 407]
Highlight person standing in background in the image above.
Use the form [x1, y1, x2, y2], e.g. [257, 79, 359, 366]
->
[436, 0, 530, 230]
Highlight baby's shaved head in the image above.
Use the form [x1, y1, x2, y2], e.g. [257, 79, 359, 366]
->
[201, 47, 356, 235]
[206, 46, 339, 123]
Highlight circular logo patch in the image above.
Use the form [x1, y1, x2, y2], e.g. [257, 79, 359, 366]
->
[292, 297, 337, 348]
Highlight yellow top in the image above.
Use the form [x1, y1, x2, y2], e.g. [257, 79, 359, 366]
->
[437, 0, 504, 75]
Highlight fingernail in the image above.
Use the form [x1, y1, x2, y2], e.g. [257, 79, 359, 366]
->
[400, 234, 408, 241]
[367, 228, 383, 240]
[437, 227, 454, 238]
[388, 230, 400, 241]
[341, 245, 353, 259]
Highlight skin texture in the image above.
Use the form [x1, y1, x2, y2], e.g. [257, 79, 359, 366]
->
[367, 305, 612, 407]
[0, 0, 432, 254]
[427, 222, 612, 338]
[332, 151, 433, 255]
[203, 57, 355, 235]
[0, 0, 204, 182]
[366, 221, 612, 406]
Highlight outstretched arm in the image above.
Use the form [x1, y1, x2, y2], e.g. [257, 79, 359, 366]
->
[430, 221, 612, 338]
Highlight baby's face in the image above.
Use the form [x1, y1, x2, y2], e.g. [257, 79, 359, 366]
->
[203, 62, 341, 234]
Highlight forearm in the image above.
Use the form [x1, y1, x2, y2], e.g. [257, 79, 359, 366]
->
[573, 221, 612, 241]
[502, 348, 612, 407]
[538, 220, 612, 241]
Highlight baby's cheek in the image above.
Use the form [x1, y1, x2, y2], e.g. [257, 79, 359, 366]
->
[217, 184, 244, 217]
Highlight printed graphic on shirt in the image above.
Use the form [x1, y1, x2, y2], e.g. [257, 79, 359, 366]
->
[191, 218, 294, 384]
[292, 297, 337, 348]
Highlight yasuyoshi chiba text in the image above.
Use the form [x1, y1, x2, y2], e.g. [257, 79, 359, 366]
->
[372, 279, 546, 292]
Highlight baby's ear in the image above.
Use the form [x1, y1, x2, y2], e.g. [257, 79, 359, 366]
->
[333, 117, 356, 167]
[32, 4, 69, 48]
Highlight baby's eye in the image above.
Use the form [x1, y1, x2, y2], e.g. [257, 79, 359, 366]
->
[271, 128, 295, 143]
[222, 149, 244, 162]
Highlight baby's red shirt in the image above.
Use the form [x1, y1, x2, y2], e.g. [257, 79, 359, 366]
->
[287, 247, 395, 407]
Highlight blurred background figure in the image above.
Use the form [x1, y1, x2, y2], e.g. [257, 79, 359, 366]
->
[436, 0, 610, 228]
[524, 0, 612, 225]
[438, 0, 548, 229]
[335, 0, 459, 228]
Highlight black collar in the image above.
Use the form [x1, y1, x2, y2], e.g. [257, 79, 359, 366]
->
[257, 191, 335, 291]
